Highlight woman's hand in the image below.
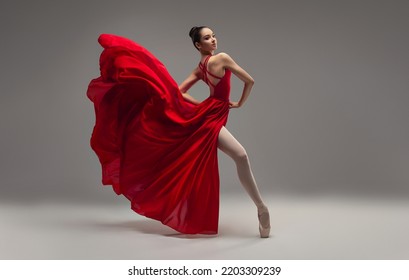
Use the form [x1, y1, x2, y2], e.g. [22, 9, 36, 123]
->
[229, 101, 241, 109]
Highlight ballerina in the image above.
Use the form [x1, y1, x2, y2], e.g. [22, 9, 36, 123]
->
[179, 26, 271, 238]
[86, 26, 270, 237]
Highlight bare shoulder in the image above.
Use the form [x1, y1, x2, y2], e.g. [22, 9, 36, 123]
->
[193, 65, 202, 74]
[195, 65, 205, 78]
[214, 52, 233, 63]
[214, 52, 237, 69]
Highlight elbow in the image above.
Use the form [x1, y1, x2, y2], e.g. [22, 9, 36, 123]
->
[247, 78, 255, 85]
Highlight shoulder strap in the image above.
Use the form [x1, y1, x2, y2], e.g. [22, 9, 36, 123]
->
[202, 55, 224, 79]
[203, 55, 212, 68]
[198, 55, 224, 87]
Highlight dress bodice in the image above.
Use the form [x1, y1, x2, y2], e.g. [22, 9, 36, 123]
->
[198, 55, 231, 102]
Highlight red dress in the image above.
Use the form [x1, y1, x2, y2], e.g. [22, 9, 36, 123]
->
[86, 34, 232, 234]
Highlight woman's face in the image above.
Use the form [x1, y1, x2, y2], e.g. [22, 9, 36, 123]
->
[196, 28, 217, 52]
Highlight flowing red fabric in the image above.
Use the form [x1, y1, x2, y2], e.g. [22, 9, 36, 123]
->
[86, 34, 231, 234]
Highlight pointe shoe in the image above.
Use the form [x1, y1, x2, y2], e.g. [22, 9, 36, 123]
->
[257, 206, 271, 238]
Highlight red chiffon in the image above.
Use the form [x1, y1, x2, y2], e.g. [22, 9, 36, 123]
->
[86, 34, 232, 234]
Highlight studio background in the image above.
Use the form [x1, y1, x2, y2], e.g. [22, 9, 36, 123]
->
[1, 0, 409, 260]
[1, 0, 407, 203]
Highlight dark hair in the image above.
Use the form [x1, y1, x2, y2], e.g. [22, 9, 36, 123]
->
[189, 26, 208, 50]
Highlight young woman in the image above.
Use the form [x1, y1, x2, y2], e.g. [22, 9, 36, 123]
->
[179, 26, 270, 238]
[86, 26, 270, 238]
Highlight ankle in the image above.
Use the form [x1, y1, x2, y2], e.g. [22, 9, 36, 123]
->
[256, 203, 268, 212]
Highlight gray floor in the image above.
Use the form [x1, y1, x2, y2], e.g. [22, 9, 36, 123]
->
[1, 194, 408, 259]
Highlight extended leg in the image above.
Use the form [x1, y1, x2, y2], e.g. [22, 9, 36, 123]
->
[217, 126, 270, 237]
[217, 126, 266, 207]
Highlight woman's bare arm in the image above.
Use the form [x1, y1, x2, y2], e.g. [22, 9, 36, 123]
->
[178, 68, 202, 105]
[219, 52, 255, 108]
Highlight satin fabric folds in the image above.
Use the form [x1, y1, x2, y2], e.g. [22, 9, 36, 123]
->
[86, 34, 230, 234]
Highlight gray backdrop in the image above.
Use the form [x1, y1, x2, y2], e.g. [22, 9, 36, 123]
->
[1, 0, 408, 203]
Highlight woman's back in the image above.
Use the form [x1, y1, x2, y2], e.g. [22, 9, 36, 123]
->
[198, 54, 232, 101]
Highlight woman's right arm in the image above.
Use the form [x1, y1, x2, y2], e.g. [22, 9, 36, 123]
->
[219, 53, 255, 108]
[178, 68, 202, 105]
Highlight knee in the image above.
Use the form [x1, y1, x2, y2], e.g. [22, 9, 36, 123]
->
[233, 148, 249, 163]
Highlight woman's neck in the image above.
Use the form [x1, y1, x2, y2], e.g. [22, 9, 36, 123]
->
[200, 51, 214, 58]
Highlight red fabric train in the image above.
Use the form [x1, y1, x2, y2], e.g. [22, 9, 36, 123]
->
[86, 33, 232, 234]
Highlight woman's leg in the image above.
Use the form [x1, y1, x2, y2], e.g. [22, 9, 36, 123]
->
[217, 126, 270, 237]
[217, 126, 266, 209]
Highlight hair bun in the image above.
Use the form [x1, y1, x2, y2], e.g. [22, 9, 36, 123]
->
[189, 26, 198, 39]
[189, 25, 208, 50]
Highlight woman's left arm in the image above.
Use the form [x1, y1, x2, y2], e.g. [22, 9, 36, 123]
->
[178, 68, 202, 105]
[219, 52, 255, 108]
